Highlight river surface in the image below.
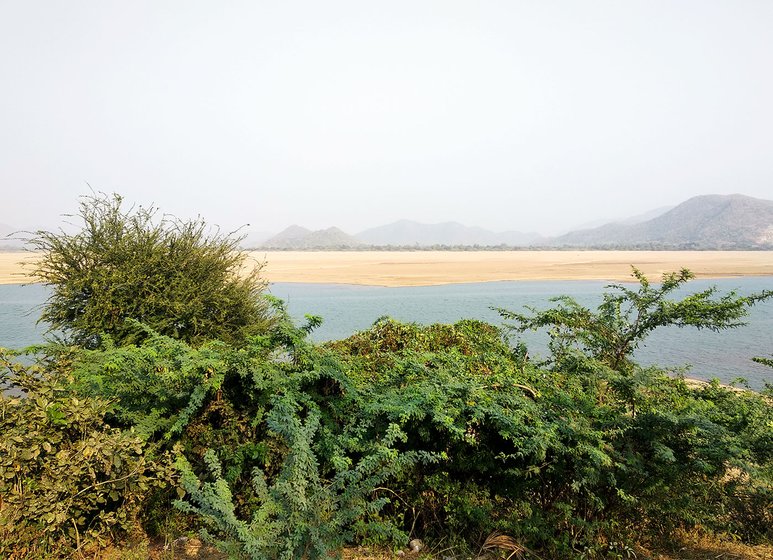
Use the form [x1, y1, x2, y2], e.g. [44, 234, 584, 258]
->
[2, 278, 771, 389]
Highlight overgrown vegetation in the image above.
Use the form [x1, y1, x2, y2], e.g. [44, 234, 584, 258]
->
[2, 195, 771, 559]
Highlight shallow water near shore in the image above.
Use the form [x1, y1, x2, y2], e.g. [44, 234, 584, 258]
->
[2, 278, 771, 389]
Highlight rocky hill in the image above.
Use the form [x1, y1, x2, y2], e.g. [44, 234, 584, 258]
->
[261, 225, 363, 249]
[553, 194, 773, 249]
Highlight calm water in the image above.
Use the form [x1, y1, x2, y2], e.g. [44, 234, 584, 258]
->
[0, 283, 50, 349]
[2, 278, 772, 388]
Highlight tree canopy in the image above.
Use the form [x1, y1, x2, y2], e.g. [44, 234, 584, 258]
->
[499, 267, 772, 373]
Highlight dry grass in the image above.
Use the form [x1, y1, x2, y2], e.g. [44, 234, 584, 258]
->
[342, 546, 400, 560]
[639, 530, 773, 560]
[344, 534, 773, 560]
[478, 532, 532, 560]
[56, 534, 773, 560]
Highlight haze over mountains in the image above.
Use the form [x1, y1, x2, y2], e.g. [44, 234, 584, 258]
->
[2, 194, 772, 251]
[257, 194, 773, 250]
[552, 194, 773, 249]
[356, 220, 542, 247]
[260, 221, 545, 249]
[0, 223, 23, 249]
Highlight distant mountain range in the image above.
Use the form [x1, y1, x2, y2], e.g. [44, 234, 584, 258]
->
[552, 194, 773, 249]
[3, 194, 772, 251]
[257, 221, 543, 249]
[257, 194, 773, 250]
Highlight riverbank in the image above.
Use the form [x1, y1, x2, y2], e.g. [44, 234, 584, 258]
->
[3, 250, 772, 287]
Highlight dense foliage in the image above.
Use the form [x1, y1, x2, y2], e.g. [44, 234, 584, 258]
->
[27, 192, 273, 348]
[0, 351, 166, 559]
[3, 196, 772, 558]
[5, 298, 770, 558]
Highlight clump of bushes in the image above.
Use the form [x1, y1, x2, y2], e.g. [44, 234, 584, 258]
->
[3, 193, 771, 559]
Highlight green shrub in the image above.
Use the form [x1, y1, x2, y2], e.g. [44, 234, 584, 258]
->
[28, 192, 273, 348]
[0, 351, 164, 558]
[498, 267, 771, 373]
[174, 399, 423, 560]
[325, 310, 773, 555]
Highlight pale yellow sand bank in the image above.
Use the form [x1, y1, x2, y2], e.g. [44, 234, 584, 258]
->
[253, 251, 773, 287]
[0, 252, 38, 284]
[2, 251, 771, 287]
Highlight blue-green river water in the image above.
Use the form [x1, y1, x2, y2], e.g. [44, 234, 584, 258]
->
[2, 278, 772, 389]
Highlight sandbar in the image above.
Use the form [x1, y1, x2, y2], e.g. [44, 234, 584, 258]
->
[0, 252, 38, 285]
[2, 251, 771, 287]
[249, 251, 773, 286]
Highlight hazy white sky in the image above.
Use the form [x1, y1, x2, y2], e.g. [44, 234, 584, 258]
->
[2, 1, 772, 235]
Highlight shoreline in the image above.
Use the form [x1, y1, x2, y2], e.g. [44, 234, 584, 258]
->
[3, 250, 773, 287]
